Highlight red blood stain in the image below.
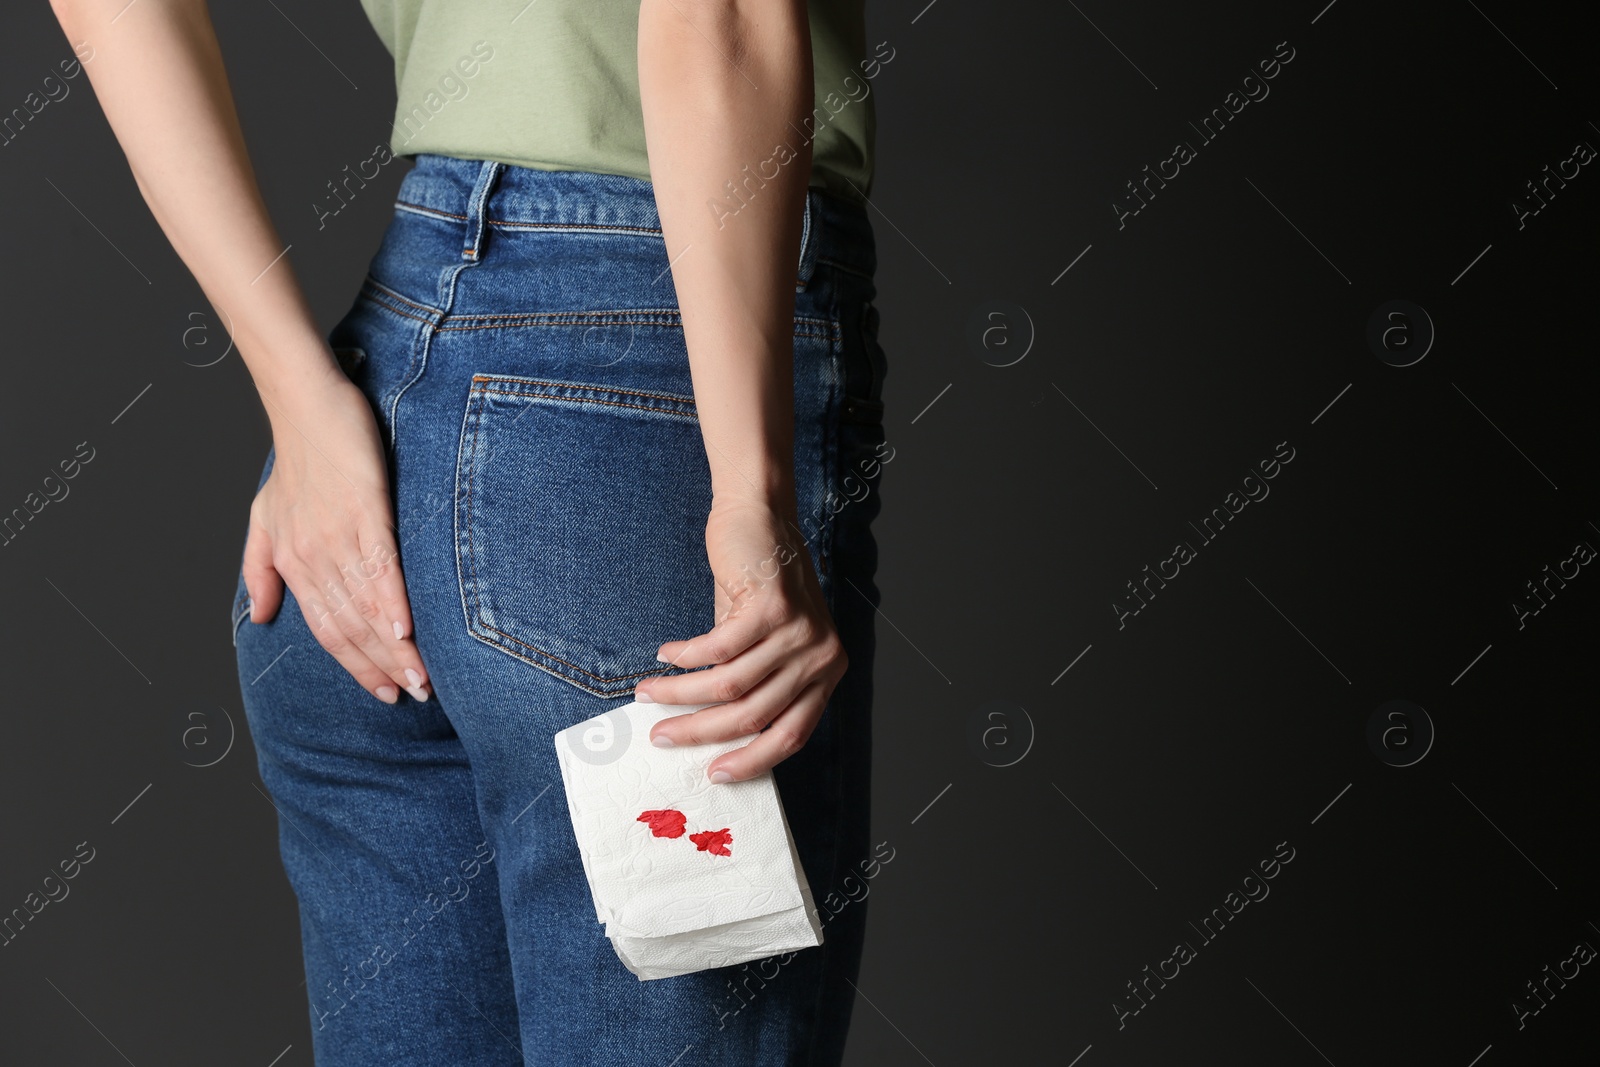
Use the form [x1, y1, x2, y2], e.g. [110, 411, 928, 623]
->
[689, 828, 733, 857]
[637, 809, 687, 838]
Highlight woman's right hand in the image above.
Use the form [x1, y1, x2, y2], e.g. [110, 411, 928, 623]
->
[241, 371, 432, 706]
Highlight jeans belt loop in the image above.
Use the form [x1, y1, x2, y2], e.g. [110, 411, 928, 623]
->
[795, 191, 819, 291]
[462, 160, 506, 261]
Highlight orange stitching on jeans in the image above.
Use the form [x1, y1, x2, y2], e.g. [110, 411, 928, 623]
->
[394, 199, 665, 234]
[397, 200, 469, 220]
[443, 324, 838, 340]
[441, 308, 833, 330]
[362, 276, 441, 316]
[437, 315, 679, 331]
[488, 220, 663, 234]
[443, 308, 681, 322]
[358, 298, 434, 328]
[358, 281, 442, 327]
[438, 320, 839, 343]
[471, 375, 698, 407]
[475, 389, 696, 419]
[482, 619, 670, 685]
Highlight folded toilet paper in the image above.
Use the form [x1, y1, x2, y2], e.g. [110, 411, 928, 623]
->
[553, 701, 824, 980]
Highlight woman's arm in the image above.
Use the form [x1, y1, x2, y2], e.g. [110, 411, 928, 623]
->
[50, 0, 431, 704]
[634, 0, 849, 780]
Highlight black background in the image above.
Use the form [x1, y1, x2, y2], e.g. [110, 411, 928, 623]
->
[2, 1, 1597, 1064]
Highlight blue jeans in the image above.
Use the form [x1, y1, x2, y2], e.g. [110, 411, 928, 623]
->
[230, 155, 887, 1065]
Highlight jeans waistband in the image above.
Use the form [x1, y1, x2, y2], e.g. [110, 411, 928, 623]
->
[394, 153, 877, 286]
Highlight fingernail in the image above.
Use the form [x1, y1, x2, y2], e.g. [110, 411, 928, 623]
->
[376, 685, 399, 704]
[635, 691, 654, 704]
[404, 685, 430, 703]
[393, 620, 404, 639]
[405, 668, 423, 688]
[709, 770, 733, 784]
[656, 653, 669, 663]
[651, 734, 674, 748]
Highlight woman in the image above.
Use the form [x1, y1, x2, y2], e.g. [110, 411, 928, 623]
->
[49, 0, 887, 1063]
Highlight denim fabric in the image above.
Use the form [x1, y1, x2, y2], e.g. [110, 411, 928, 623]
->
[229, 154, 886, 1065]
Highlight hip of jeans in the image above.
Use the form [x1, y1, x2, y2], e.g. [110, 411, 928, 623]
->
[334, 153, 886, 443]
[304, 157, 888, 697]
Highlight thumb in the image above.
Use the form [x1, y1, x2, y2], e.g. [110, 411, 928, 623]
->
[242, 522, 284, 623]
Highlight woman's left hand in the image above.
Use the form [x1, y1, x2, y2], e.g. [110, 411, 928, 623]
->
[634, 498, 848, 783]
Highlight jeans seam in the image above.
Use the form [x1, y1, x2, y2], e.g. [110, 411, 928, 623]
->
[395, 198, 667, 237]
[470, 374, 697, 410]
[361, 274, 445, 318]
[434, 314, 837, 340]
[382, 247, 487, 451]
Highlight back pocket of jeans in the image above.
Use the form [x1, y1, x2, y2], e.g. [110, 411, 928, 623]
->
[454, 373, 715, 697]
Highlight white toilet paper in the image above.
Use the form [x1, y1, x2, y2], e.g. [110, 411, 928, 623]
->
[553, 701, 824, 980]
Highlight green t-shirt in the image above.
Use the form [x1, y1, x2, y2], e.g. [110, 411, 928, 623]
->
[359, 0, 878, 199]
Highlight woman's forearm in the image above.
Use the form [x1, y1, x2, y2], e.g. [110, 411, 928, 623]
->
[638, 0, 814, 512]
[49, 0, 343, 433]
